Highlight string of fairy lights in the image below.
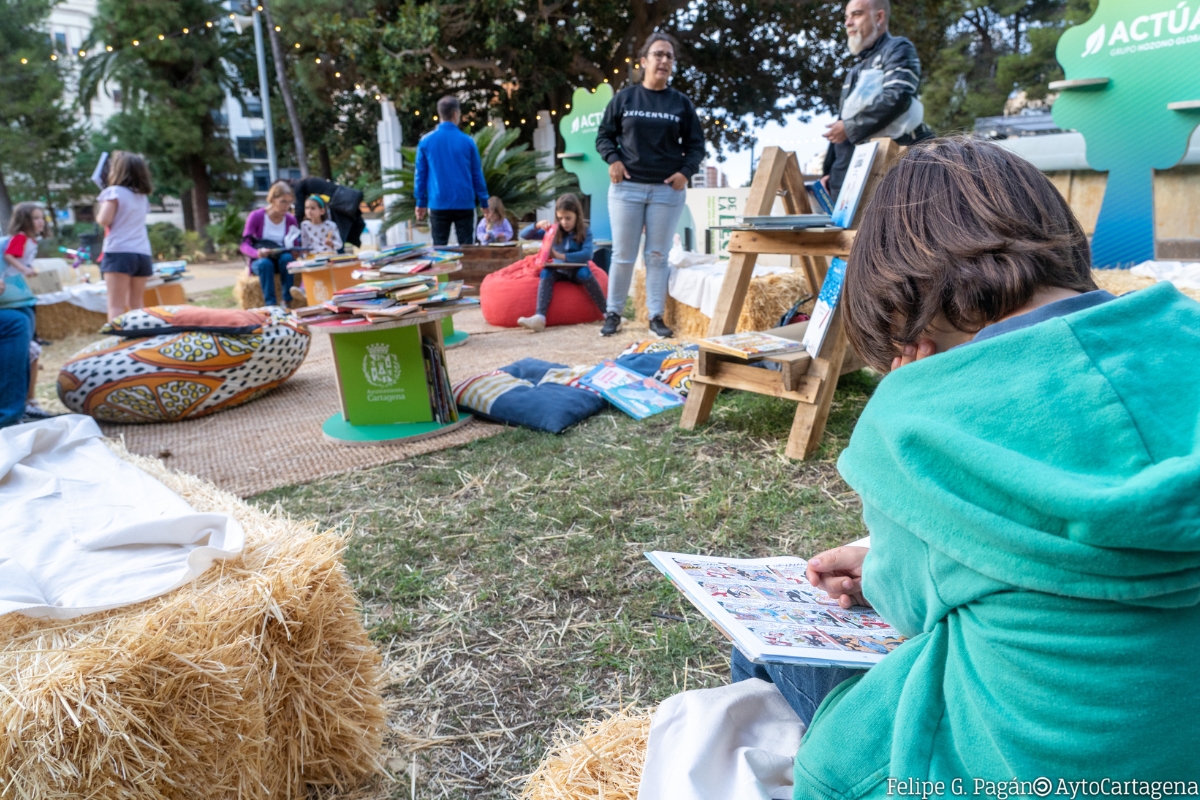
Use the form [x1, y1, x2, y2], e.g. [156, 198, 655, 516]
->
[15, 12, 732, 130]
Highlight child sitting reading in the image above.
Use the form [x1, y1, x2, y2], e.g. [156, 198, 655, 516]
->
[516, 194, 604, 332]
[475, 196, 513, 244]
[730, 137, 1200, 797]
[299, 194, 343, 253]
[2, 202, 52, 421]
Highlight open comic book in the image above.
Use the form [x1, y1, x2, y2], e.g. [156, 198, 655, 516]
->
[646, 551, 903, 667]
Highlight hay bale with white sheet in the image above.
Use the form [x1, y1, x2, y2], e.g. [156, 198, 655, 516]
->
[0, 436, 384, 799]
[633, 268, 811, 340]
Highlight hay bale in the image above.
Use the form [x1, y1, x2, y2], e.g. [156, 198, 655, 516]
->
[520, 708, 654, 800]
[35, 302, 108, 340]
[0, 442, 385, 800]
[633, 268, 812, 340]
[1091, 268, 1200, 302]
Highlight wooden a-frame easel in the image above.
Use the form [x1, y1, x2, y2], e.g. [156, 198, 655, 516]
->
[679, 140, 901, 459]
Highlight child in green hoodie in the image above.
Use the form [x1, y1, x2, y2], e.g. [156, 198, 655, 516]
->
[734, 137, 1200, 798]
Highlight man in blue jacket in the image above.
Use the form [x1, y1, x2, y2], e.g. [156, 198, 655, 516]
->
[414, 96, 490, 246]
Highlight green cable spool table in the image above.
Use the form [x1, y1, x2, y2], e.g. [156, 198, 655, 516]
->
[310, 305, 471, 445]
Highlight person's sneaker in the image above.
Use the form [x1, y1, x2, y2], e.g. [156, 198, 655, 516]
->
[289, 286, 308, 305]
[600, 312, 623, 337]
[517, 313, 546, 332]
[23, 402, 59, 420]
[649, 315, 674, 339]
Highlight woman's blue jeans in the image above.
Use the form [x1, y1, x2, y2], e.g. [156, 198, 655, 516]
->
[730, 646, 863, 727]
[0, 307, 35, 427]
[606, 181, 687, 318]
[253, 252, 296, 306]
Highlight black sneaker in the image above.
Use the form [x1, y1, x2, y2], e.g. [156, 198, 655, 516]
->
[600, 312, 623, 336]
[649, 316, 674, 339]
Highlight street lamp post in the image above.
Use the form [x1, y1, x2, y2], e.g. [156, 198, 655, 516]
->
[234, 11, 279, 182]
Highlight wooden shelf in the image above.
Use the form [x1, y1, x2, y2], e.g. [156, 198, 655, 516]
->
[727, 229, 856, 257]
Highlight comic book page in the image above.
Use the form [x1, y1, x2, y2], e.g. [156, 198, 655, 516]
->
[646, 551, 903, 667]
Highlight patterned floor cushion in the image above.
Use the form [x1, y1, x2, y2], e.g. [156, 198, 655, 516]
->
[58, 308, 310, 423]
[615, 340, 699, 396]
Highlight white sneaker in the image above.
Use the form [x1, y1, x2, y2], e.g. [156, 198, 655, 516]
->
[289, 286, 308, 304]
[517, 313, 546, 332]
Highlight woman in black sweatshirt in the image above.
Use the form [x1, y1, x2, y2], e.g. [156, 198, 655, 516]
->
[595, 32, 706, 338]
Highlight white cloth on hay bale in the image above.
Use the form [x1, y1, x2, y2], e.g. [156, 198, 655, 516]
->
[638, 678, 804, 800]
[668, 262, 794, 318]
[1131, 260, 1200, 290]
[0, 415, 243, 619]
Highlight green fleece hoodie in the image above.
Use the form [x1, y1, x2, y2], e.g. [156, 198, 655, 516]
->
[795, 282, 1200, 799]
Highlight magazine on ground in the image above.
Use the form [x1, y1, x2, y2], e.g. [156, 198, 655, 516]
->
[801, 257, 847, 358]
[579, 360, 685, 420]
[645, 550, 902, 667]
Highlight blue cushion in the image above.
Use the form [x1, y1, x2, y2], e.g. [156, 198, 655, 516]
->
[454, 358, 607, 434]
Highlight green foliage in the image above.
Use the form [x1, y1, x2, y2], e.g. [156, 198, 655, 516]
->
[318, 0, 852, 153]
[147, 222, 205, 261]
[206, 206, 246, 258]
[921, 0, 1098, 133]
[375, 126, 577, 232]
[80, 0, 253, 233]
[0, 0, 88, 232]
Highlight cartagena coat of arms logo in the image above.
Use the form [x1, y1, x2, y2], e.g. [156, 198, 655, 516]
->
[363, 342, 401, 387]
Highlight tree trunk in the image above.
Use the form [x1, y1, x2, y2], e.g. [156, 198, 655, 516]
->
[261, 0, 309, 179]
[318, 144, 332, 180]
[181, 187, 196, 232]
[0, 168, 12, 235]
[189, 159, 211, 247]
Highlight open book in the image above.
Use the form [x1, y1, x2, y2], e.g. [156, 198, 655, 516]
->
[646, 550, 902, 667]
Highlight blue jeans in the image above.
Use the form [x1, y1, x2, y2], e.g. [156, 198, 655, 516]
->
[607, 181, 687, 317]
[0, 307, 35, 427]
[253, 252, 296, 306]
[730, 646, 863, 727]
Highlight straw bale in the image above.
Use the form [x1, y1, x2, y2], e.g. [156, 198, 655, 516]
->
[520, 707, 654, 800]
[35, 302, 108, 340]
[234, 272, 277, 310]
[0, 442, 385, 800]
[633, 268, 812, 340]
[1090, 269, 1200, 302]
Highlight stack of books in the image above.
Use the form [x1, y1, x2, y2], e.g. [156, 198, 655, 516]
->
[349, 243, 464, 280]
[292, 276, 478, 326]
[422, 336, 459, 424]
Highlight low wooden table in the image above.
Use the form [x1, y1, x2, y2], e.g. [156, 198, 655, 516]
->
[309, 306, 471, 445]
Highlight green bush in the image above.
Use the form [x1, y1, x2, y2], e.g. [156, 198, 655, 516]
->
[148, 222, 205, 261]
[206, 208, 245, 259]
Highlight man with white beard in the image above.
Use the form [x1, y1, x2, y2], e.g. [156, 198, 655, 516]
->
[820, 0, 933, 198]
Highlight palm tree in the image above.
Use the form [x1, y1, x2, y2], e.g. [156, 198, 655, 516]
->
[374, 126, 577, 233]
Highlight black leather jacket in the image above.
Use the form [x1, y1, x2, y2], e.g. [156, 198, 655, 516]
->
[823, 31, 933, 195]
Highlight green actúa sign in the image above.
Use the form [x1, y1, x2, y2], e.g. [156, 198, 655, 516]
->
[559, 84, 615, 240]
[330, 324, 432, 426]
[1054, 0, 1200, 267]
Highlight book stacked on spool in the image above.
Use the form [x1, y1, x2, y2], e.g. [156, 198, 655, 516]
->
[292, 276, 477, 326]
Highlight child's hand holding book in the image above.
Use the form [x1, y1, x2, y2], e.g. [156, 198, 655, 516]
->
[805, 546, 870, 609]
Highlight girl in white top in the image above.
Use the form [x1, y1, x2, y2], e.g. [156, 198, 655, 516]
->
[299, 195, 343, 253]
[95, 151, 154, 320]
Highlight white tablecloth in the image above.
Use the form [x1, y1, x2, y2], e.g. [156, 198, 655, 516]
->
[0, 416, 243, 619]
[668, 263, 794, 318]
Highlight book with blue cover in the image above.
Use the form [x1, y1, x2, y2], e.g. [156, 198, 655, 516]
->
[579, 360, 685, 420]
[801, 257, 847, 358]
[830, 141, 879, 229]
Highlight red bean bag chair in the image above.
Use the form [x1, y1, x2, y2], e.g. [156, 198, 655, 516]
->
[480, 228, 609, 328]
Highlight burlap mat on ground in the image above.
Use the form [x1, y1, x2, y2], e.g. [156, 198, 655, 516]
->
[100, 310, 651, 497]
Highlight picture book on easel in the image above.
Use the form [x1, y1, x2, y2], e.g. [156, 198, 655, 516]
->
[646, 551, 903, 667]
[801, 257, 847, 358]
